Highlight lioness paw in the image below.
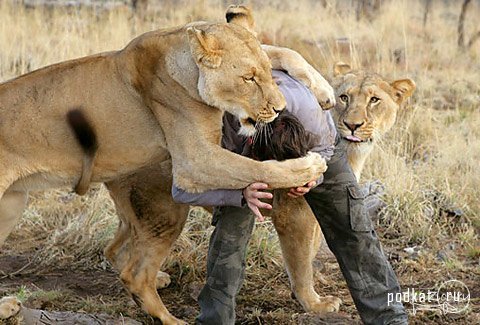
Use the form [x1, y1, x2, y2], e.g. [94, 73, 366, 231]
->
[311, 296, 342, 313]
[296, 67, 335, 110]
[0, 296, 22, 320]
[306, 152, 328, 175]
[289, 152, 327, 184]
[164, 315, 188, 325]
[156, 271, 172, 289]
[310, 78, 336, 110]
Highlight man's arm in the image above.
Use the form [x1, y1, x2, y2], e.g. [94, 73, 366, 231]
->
[172, 183, 273, 221]
[172, 185, 243, 207]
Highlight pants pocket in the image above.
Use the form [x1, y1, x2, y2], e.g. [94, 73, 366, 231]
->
[347, 184, 373, 232]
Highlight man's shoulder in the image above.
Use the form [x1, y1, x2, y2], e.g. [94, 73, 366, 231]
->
[272, 70, 319, 116]
[272, 69, 305, 89]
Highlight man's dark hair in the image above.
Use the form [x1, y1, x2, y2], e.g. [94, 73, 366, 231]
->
[251, 111, 316, 161]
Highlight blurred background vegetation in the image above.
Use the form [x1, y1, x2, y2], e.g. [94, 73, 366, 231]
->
[1, 0, 479, 323]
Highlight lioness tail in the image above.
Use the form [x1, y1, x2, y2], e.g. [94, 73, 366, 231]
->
[67, 108, 98, 196]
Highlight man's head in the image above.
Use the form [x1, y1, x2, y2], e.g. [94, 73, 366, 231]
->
[251, 111, 316, 161]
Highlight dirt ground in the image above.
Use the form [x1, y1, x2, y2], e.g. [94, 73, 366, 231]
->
[1, 235, 478, 324]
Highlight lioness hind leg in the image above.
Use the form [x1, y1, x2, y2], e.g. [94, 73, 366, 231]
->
[272, 192, 342, 313]
[105, 162, 189, 324]
[115, 207, 188, 325]
[119, 242, 186, 325]
[106, 222, 171, 289]
[0, 191, 28, 247]
[104, 219, 130, 269]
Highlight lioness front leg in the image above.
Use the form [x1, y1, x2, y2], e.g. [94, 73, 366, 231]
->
[261, 45, 335, 110]
[0, 191, 28, 247]
[163, 114, 326, 192]
[173, 148, 327, 193]
[151, 103, 326, 193]
[272, 191, 342, 313]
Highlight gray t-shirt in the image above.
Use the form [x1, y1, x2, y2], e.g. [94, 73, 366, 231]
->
[172, 70, 337, 207]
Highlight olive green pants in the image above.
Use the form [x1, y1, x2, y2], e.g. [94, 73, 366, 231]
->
[196, 140, 407, 325]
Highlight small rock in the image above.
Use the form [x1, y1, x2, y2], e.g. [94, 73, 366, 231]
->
[437, 250, 448, 262]
[404, 247, 417, 255]
[403, 246, 421, 259]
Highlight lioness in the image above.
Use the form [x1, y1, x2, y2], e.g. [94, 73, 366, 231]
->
[266, 63, 416, 313]
[0, 22, 329, 324]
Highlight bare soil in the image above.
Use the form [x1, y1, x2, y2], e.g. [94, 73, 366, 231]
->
[1, 240, 478, 324]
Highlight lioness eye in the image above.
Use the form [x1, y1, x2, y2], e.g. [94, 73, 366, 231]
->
[243, 75, 255, 83]
[370, 96, 380, 103]
[339, 94, 349, 103]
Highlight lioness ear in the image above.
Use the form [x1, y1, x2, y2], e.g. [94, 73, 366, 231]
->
[391, 79, 416, 104]
[187, 27, 222, 69]
[225, 4, 257, 36]
[333, 62, 352, 76]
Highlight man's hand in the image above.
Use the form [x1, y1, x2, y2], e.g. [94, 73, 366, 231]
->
[243, 183, 273, 222]
[287, 180, 316, 198]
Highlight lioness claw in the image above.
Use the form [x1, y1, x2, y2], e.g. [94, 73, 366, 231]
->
[311, 296, 342, 313]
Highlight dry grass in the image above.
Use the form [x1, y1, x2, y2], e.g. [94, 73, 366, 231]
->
[1, 0, 479, 323]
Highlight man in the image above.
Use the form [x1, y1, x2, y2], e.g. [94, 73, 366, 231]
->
[172, 70, 407, 325]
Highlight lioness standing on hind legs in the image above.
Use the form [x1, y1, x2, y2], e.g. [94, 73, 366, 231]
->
[0, 21, 328, 324]
[171, 6, 415, 324]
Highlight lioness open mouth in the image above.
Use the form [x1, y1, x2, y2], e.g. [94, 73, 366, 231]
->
[240, 114, 278, 136]
[240, 117, 257, 127]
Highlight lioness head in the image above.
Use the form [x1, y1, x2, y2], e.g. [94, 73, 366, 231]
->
[187, 23, 286, 136]
[331, 62, 416, 144]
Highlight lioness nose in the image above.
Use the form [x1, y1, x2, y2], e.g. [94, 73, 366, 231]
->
[344, 120, 364, 132]
[273, 107, 283, 114]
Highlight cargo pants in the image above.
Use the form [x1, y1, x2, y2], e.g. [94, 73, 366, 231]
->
[196, 140, 408, 325]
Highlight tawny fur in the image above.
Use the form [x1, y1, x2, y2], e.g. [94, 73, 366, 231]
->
[0, 11, 414, 325]
[225, 5, 336, 110]
[105, 9, 395, 321]
[260, 65, 416, 314]
[103, 9, 347, 319]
